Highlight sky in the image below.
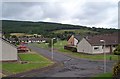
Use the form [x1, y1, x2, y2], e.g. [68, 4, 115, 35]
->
[1, 0, 119, 29]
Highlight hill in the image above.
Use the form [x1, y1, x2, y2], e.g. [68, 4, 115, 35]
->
[2, 20, 118, 39]
[2, 20, 88, 34]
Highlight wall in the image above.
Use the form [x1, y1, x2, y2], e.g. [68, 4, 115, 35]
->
[1, 39, 18, 61]
[74, 38, 78, 46]
[92, 46, 103, 54]
[77, 38, 92, 54]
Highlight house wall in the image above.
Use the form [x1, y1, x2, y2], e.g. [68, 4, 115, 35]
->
[92, 46, 103, 54]
[77, 38, 92, 54]
[104, 46, 110, 53]
[67, 35, 74, 46]
[1, 39, 18, 61]
[74, 38, 78, 46]
[92, 45, 116, 54]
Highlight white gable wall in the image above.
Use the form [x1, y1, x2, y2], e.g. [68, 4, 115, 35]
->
[74, 38, 78, 46]
[77, 38, 93, 54]
[1, 39, 18, 61]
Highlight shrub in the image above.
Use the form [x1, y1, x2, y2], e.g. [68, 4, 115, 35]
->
[113, 62, 120, 78]
[64, 45, 77, 52]
[114, 44, 120, 55]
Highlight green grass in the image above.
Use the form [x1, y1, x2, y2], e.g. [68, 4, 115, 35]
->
[0, 63, 2, 70]
[30, 43, 49, 49]
[55, 41, 118, 61]
[92, 73, 112, 79]
[19, 53, 50, 62]
[2, 53, 53, 75]
[53, 29, 98, 34]
[32, 40, 118, 61]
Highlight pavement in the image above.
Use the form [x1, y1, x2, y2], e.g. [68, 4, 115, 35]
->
[10, 43, 116, 77]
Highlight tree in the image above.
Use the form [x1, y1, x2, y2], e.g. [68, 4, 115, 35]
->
[11, 35, 17, 38]
[113, 44, 120, 78]
[4, 33, 11, 38]
[114, 44, 120, 55]
[48, 38, 57, 47]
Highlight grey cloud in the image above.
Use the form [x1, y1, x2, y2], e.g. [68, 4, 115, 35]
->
[73, 2, 117, 26]
[2, 1, 118, 28]
[2, 2, 46, 20]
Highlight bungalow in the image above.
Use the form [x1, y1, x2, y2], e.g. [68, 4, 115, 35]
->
[77, 33, 119, 54]
[0, 38, 18, 61]
[8, 37, 49, 43]
[67, 35, 81, 46]
[17, 45, 29, 53]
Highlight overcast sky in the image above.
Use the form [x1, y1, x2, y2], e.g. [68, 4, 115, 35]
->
[2, 0, 119, 29]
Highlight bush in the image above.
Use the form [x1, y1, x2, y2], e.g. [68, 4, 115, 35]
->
[113, 44, 120, 78]
[114, 44, 120, 55]
[113, 62, 120, 78]
[64, 45, 77, 52]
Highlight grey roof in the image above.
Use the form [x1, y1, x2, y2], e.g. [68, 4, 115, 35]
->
[1, 38, 17, 48]
[85, 33, 119, 46]
[9, 37, 49, 41]
[74, 35, 82, 41]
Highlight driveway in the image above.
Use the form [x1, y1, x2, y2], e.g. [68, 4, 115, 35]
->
[17, 43, 116, 77]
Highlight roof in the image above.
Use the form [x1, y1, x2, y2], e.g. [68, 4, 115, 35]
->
[85, 32, 119, 46]
[9, 37, 49, 41]
[1, 38, 17, 48]
[74, 35, 82, 41]
[68, 34, 82, 41]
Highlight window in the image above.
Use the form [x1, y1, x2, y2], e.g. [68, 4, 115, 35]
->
[94, 47, 99, 50]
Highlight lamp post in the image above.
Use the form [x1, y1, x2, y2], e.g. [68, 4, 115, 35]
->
[51, 38, 56, 60]
[100, 40, 106, 73]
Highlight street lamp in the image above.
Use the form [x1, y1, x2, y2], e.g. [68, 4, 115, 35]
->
[51, 38, 56, 60]
[100, 40, 106, 73]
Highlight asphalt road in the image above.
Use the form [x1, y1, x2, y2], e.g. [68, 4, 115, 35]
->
[23, 43, 115, 77]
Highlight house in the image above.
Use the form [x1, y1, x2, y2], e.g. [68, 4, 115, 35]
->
[0, 38, 18, 61]
[17, 45, 29, 53]
[67, 35, 81, 46]
[77, 33, 119, 54]
[19, 37, 28, 43]
[8, 37, 49, 43]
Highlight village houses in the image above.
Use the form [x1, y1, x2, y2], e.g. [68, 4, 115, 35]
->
[77, 33, 119, 54]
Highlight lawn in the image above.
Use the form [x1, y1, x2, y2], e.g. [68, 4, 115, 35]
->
[29, 43, 49, 49]
[92, 73, 112, 79]
[10, 33, 34, 37]
[53, 29, 98, 35]
[2, 53, 53, 75]
[33, 40, 118, 61]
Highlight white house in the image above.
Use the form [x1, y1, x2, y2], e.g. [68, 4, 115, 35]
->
[77, 33, 119, 54]
[0, 38, 18, 61]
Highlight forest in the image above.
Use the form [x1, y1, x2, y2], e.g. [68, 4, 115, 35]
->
[2, 20, 118, 40]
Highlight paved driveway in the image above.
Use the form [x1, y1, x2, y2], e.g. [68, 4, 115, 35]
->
[23, 44, 115, 77]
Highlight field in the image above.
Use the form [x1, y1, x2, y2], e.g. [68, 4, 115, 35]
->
[34, 40, 118, 61]
[2, 52, 53, 75]
[10, 33, 34, 37]
[53, 29, 98, 34]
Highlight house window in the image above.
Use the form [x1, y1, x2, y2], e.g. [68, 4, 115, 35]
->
[94, 47, 99, 50]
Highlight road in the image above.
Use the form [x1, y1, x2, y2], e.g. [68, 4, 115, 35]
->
[20, 44, 115, 77]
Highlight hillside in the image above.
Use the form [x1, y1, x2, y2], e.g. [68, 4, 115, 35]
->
[2, 20, 88, 34]
[2, 20, 118, 39]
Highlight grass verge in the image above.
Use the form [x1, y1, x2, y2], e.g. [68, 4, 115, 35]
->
[91, 73, 112, 79]
[2, 53, 53, 75]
